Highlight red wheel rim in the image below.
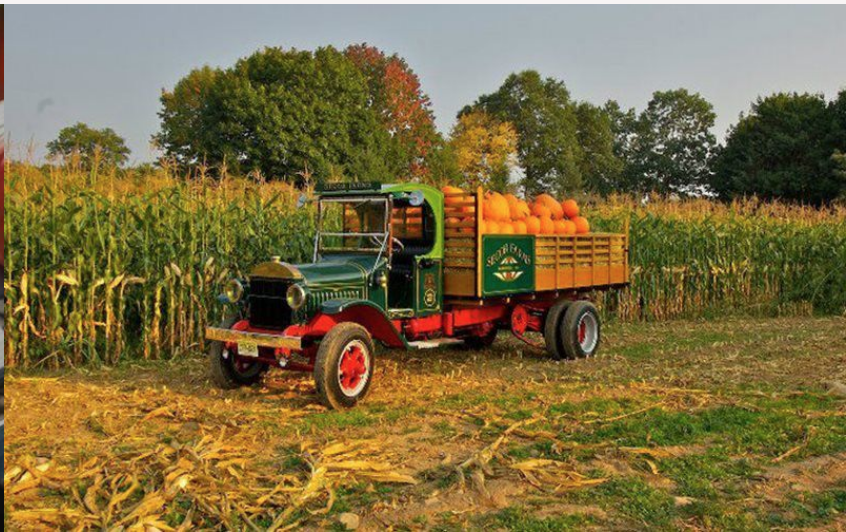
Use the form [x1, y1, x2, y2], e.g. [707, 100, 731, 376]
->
[338, 341, 369, 396]
[576, 312, 599, 354]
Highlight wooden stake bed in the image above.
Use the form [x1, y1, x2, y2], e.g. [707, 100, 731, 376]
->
[443, 188, 630, 299]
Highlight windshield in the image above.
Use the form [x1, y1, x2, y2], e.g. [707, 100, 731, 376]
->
[316, 196, 390, 256]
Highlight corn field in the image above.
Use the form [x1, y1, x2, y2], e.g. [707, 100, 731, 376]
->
[5, 162, 846, 368]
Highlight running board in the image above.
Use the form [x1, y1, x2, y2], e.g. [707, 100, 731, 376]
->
[407, 338, 465, 349]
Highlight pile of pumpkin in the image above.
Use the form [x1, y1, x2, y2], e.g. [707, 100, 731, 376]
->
[442, 187, 589, 235]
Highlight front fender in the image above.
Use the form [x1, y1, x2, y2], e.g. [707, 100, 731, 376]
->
[319, 299, 408, 348]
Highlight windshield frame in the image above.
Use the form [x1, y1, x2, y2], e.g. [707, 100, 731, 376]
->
[314, 195, 392, 266]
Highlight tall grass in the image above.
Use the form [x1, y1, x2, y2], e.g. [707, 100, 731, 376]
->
[4, 162, 314, 368]
[5, 162, 846, 368]
[591, 197, 846, 321]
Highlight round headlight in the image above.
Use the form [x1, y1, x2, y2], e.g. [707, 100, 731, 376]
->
[224, 279, 244, 303]
[286, 284, 307, 310]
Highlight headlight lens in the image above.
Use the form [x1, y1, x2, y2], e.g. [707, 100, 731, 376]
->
[286, 284, 307, 310]
[224, 279, 244, 303]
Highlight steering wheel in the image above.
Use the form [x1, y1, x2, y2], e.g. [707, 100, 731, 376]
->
[369, 235, 405, 252]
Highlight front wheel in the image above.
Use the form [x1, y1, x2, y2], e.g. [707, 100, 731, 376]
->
[314, 323, 376, 409]
[209, 316, 268, 390]
[560, 301, 601, 359]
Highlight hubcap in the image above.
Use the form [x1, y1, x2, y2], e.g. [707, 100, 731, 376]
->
[577, 313, 599, 354]
[338, 340, 370, 397]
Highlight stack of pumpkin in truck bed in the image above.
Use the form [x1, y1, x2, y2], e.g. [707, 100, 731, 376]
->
[442, 187, 590, 237]
[441, 186, 628, 298]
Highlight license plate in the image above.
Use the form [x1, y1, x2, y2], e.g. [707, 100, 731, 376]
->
[239, 342, 259, 358]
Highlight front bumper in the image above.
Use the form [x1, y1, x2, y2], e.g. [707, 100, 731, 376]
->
[205, 327, 302, 351]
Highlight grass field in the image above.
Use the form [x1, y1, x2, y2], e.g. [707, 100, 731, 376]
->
[5, 316, 846, 530]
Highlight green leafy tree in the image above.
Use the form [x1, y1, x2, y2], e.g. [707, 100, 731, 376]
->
[711, 92, 846, 204]
[344, 44, 439, 180]
[421, 139, 462, 188]
[575, 102, 623, 194]
[603, 100, 640, 191]
[156, 46, 395, 183]
[462, 70, 582, 196]
[47, 122, 130, 169]
[631, 89, 716, 194]
[153, 66, 220, 167]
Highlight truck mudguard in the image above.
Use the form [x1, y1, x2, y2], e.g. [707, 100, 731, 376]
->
[320, 299, 408, 348]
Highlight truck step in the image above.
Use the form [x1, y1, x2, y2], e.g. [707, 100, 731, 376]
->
[407, 338, 465, 349]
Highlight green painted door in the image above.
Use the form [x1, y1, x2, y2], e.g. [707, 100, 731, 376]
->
[415, 259, 442, 316]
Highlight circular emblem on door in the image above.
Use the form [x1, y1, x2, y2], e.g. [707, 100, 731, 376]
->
[424, 288, 437, 307]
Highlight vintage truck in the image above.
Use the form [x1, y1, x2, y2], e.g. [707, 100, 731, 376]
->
[206, 183, 630, 409]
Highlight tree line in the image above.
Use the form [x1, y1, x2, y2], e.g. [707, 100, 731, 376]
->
[47, 44, 846, 204]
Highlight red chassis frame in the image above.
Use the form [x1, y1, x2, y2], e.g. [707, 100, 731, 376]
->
[223, 296, 563, 372]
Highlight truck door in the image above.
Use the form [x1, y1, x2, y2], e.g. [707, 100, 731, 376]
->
[389, 200, 441, 316]
[414, 257, 442, 316]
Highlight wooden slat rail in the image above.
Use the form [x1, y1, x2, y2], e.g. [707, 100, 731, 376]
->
[443, 188, 483, 297]
[535, 233, 629, 291]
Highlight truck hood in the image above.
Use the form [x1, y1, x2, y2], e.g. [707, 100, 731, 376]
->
[250, 255, 377, 288]
[296, 258, 370, 288]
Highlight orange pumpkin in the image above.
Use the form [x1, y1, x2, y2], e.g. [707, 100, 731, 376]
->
[573, 216, 590, 234]
[486, 192, 510, 222]
[531, 203, 552, 219]
[485, 220, 500, 234]
[553, 220, 567, 234]
[525, 216, 541, 234]
[562, 199, 579, 219]
[510, 199, 531, 220]
[513, 220, 527, 234]
[499, 222, 515, 234]
[441, 186, 464, 204]
[535, 194, 562, 219]
[561, 219, 576, 235]
[539, 216, 555, 235]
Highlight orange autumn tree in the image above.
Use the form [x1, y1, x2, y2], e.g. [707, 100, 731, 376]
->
[345, 44, 439, 180]
[449, 110, 518, 191]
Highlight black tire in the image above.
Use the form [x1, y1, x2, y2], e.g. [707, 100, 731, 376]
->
[544, 299, 572, 360]
[209, 316, 268, 390]
[560, 301, 601, 359]
[463, 325, 498, 349]
[314, 323, 376, 409]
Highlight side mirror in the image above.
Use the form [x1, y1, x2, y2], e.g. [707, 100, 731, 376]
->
[297, 193, 309, 209]
[408, 190, 424, 207]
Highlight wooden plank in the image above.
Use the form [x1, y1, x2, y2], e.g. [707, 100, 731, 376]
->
[475, 187, 483, 297]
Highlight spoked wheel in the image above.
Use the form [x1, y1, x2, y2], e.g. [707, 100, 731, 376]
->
[314, 323, 375, 409]
[209, 316, 268, 390]
[560, 301, 601, 359]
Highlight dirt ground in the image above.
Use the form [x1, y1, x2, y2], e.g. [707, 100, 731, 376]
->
[4, 316, 846, 531]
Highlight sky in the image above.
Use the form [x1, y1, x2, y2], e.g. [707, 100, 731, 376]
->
[6, 5, 846, 165]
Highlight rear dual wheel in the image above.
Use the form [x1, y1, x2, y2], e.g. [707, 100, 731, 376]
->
[544, 300, 601, 360]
